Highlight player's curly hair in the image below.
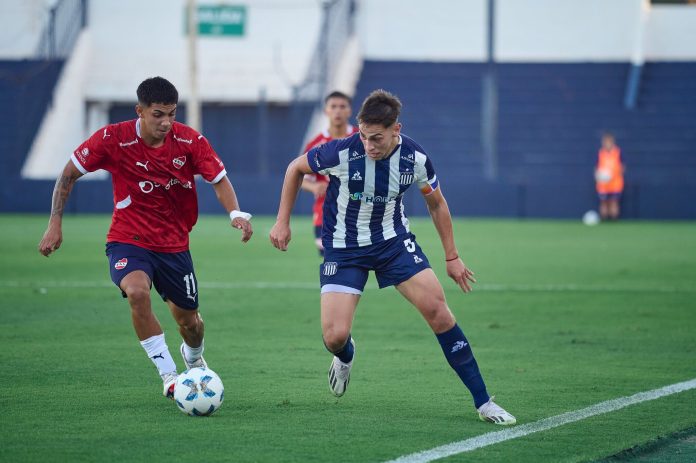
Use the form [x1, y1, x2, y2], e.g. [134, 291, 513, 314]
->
[137, 77, 178, 106]
[357, 89, 401, 127]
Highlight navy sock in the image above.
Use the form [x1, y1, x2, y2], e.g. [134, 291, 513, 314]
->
[327, 335, 354, 363]
[436, 324, 489, 408]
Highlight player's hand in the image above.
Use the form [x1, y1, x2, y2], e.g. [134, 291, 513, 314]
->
[269, 221, 291, 251]
[313, 182, 328, 198]
[446, 258, 476, 293]
[231, 218, 253, 243]
[38, 224, 63, 257]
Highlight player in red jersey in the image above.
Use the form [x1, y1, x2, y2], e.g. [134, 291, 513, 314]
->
[38, 77, 253, 399]
[300, 91, 358, 255]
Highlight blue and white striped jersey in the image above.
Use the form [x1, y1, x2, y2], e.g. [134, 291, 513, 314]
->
[307, 133, 439, 249]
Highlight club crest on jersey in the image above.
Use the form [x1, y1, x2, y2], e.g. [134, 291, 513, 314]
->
[114, 258, 128, 270]
[322, 262, 338, 276]
[173, 156, 186, 169]
[400, 172, 414, 185]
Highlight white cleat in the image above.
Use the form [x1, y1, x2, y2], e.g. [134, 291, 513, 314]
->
[328, 339, 355, 397]
[162, 372, 178, 399]
[477, 397, 517, 425]
[180, 342, 207, 370]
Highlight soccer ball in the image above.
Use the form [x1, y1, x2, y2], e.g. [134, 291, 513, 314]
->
[582, 210, 600, 226]
[173, 367, 224, 416]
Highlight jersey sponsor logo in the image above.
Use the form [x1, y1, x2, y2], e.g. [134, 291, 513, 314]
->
[349, 151, 365, 161]
[174, 135, 193, 144]
[351, 171, 363, 181]
[136, 161, 149, 171]
[114, 258, 128, 270]
[139, 181, 155, 193]
[323, 262, 338, 276]
[349, 191, 402, 204]
[139, 178, 193, 193]
[173, 156, 186, 169]
[401, 153, 415, 163]
[399, 172, 414, 185]
[119, 139, 138, 147]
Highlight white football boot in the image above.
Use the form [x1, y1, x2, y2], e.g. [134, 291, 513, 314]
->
[328, 339, 355, 397]
[477, 396, 517, 425]
[162, 372, 178, 399]
[180, 342, 207, 370]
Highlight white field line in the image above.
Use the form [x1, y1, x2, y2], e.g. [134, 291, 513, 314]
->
[385, 378, 696, 463]
[1, 280, 694, 293]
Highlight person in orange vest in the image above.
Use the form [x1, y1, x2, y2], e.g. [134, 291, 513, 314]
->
[595, 133, 625, 221]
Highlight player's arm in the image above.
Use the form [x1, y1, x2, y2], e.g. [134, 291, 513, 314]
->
[270, 154, 314, 251]
[423, 188, 476, 292]
[212, 176, 253, 243]
[38, 161, 84, 257]
[300, 174, 328, 198]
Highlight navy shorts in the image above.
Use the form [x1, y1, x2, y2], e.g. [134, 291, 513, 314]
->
[319, 233, 431, 294]
[106, 242, 199, 310]
[598, 192, 621, 201]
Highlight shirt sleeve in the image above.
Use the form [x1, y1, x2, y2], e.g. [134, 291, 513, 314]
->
[70, 126, 114, 174]
[307, 139, 341, 175]
[414, 151, 439, 195]
[192, 133, 227, 183]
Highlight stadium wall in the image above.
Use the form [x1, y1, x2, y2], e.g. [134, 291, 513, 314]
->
[2, 0, 695, 219]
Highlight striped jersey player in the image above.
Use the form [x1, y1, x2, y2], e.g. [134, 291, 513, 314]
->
[270, 89, 516, 425]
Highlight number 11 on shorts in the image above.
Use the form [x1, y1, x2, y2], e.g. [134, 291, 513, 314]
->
[183, 272, 197, 300]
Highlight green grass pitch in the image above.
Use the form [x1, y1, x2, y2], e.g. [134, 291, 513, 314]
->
[1, 214, 695, 462]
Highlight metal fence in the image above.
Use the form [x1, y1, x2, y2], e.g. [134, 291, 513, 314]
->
[293, 0, 356, 105]
[35, 0, 87, 59]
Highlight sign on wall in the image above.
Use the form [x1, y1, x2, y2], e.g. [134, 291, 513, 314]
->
[185, 5, 246, 36]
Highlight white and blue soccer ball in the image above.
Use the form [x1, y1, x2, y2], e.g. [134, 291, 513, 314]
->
[173, 367, 224, 416]
[582, 210, 600, 226]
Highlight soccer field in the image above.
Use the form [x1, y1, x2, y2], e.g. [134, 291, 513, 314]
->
[1, 214, 695, 462]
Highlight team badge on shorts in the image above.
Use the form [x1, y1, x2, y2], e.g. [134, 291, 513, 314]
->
[114, 258, 128, 270]
[323, 262, 338, 276]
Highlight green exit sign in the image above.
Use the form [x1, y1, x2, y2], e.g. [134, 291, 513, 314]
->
[186, 5, 246, 36]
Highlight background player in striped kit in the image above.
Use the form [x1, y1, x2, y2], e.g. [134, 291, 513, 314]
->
[270, 89, 516, 425]
[300, 91, 358, 256]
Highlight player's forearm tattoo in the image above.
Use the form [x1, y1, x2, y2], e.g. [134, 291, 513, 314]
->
[50, 174, 76, 218]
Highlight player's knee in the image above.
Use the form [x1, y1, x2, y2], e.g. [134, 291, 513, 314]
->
[323, 329, 350, 353]
[421, 302, 454, 333]
[125, 286, 151, 307]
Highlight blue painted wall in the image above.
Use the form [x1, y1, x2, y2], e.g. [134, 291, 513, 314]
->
[3, 60, 695, 219]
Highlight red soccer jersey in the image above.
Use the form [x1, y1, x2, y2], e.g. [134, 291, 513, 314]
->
[303, 125, 358, 226]
[71, 119, 226, 252]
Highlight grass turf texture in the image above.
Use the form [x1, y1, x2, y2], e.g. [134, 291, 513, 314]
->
[1, 214, 694, 462]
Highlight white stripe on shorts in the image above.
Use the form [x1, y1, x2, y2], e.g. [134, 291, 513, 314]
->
[320, 284, 363, 295]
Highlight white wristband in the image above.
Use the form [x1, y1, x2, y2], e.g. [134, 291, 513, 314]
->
[229, 210, 252, 221]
